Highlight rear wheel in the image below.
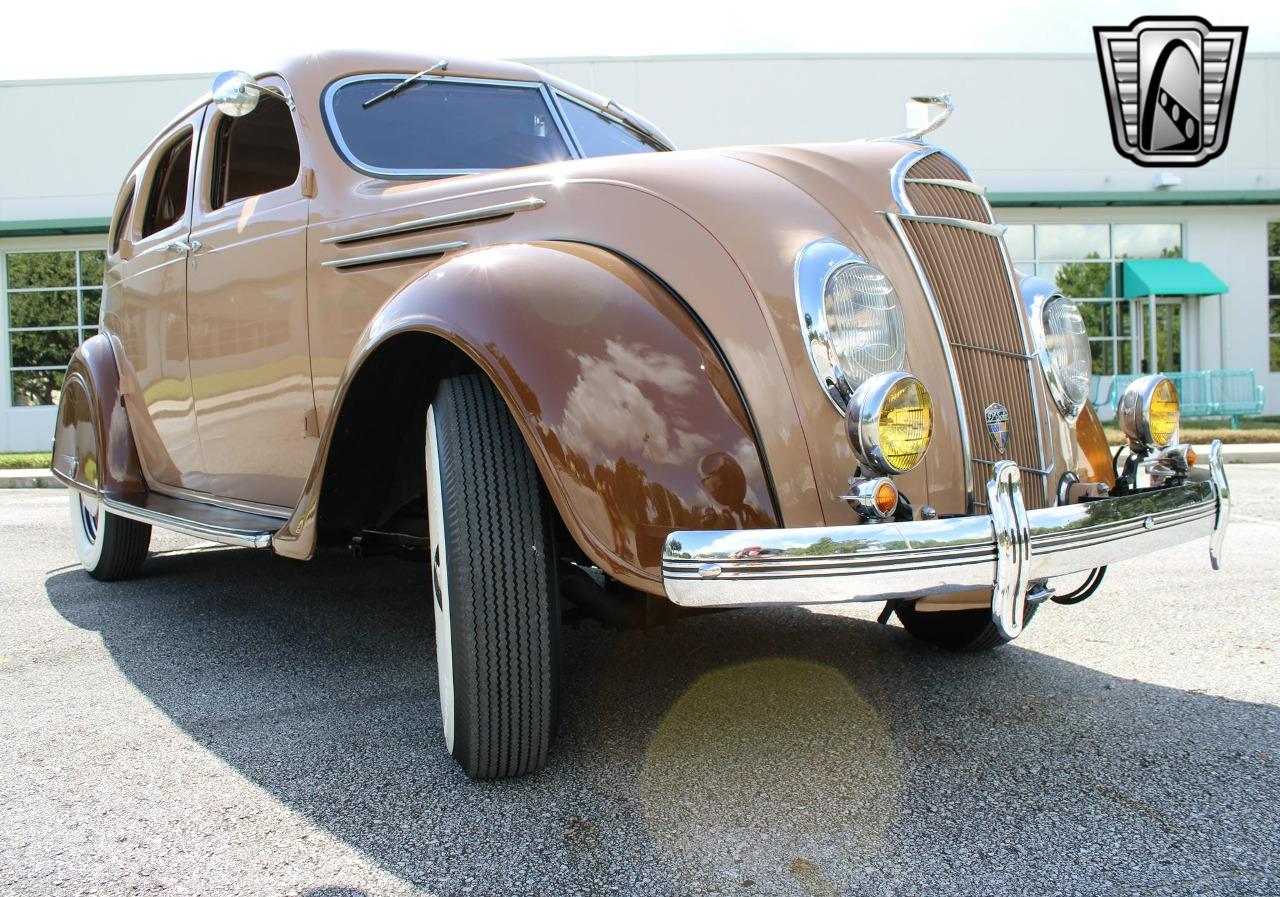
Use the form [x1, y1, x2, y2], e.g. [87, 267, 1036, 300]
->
[68, 490, 151, 581]
[895, 600, 1037, 652]
[426, 374, 559, 779]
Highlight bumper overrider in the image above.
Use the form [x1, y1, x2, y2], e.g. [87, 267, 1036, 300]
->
[661, 442, 1231, 640]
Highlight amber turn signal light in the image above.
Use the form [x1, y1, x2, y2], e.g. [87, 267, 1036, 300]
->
[843, 476, 899, 520]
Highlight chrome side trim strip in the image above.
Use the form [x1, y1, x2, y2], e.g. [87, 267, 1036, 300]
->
[321, 198, 546, 245]
[886, 211, 975, 506]
[103, 496, 276, 549]
[904, 177, 989, 196]
[322, 240, 468, 270]
[893, 212, 1008, 239]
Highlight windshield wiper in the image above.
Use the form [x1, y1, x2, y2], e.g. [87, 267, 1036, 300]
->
[362, 59, 449, 109]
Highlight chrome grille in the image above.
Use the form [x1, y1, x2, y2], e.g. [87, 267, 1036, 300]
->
[891, 150, 1052, 510]
[903, 154, 992, 223]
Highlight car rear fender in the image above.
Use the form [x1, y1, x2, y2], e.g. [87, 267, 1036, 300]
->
[50, 334, 146, 497]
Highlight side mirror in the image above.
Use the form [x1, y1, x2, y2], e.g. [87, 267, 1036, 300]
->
[212, 70, 263, 118]
[211, 70, 295, 118]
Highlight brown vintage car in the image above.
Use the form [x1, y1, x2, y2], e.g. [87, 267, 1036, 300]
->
[52, 51, 1231, 779]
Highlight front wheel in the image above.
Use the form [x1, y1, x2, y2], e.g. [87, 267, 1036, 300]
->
[895, 600, 1037, 652]
[426, 374, 560, 780]
[68, 490, 151, 581]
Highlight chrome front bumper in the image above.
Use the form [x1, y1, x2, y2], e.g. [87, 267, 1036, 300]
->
[661, 442, 1231, 639]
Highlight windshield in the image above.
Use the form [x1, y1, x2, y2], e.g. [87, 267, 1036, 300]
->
[325, 74, 666, 178]
[326, 76, 573, 176]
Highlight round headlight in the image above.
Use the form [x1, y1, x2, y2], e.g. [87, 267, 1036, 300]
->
[1039, 295, 1092, 419]
[1118, 374, 1181, 450]
[795, 240, 907, 411]
[846, 371, 933, 475]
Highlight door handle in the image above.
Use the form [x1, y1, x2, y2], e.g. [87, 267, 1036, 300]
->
[162, 239, 193, 254]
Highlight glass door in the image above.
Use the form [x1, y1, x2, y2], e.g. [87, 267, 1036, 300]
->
[1132, 297, 1184, 374]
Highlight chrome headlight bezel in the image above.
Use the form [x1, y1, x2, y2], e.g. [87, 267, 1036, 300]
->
[795, 238, 908, 413]
[1020, 276, 1091, 422]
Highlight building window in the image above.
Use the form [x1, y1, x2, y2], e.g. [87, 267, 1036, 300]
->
[1270, 222, 1280, 372]
[5, 249, 103, 406]
[1007, 223, 1182, 376]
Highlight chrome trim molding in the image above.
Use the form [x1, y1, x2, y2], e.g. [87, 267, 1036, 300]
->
[903, 177, 988, 196]
[889, 146, 979, 217]
[794, 238, 908, 413]
[103, 497, 276, 549]
[322, 198, 546, 245]
[885, 212, 974, 503]
[660, 447, 1229, 621]
[1018, 275, 1089, 422]
[322, 240, 468, 270]
[892, 212, 1008, 239]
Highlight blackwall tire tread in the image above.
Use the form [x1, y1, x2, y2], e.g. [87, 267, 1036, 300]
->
[432, 374, 558, 779]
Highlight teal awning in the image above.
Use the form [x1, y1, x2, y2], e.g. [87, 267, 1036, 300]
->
[1121, 259, 1229, 298]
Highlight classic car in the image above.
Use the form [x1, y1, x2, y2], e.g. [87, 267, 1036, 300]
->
[51, 51, 1231, 780]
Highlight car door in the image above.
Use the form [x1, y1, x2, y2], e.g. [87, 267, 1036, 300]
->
[185, 79, 316, 509]
[112, 109, 207, 491]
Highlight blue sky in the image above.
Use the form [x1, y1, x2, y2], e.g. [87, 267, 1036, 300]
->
[4, 0, 1277, 80]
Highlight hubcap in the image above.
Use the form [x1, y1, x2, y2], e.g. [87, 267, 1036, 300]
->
[79, 494, 100, 545]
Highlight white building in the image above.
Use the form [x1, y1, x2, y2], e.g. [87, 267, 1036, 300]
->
[1, 52, 1277, 452]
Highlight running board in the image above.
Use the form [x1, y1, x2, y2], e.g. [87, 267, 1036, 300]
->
[104, 493, 278, 549]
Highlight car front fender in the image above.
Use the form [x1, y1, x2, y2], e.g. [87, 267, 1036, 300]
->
[273, 241, 779, 593]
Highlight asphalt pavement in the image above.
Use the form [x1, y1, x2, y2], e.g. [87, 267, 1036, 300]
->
[2, 467, 1278, 896]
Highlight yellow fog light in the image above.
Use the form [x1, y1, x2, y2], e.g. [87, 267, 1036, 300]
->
[1118, 374, 1181, 451]
[846, 371, 933, 475]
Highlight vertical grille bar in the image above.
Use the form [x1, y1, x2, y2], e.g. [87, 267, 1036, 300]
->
[891, 150, 1053, 510]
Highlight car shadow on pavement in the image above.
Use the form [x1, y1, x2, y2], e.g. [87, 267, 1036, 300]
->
[46, 545, 1279, 897]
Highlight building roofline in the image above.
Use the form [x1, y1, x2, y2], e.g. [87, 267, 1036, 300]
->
[3, 49, 1277, 86]
[990, 190, 1280, 208]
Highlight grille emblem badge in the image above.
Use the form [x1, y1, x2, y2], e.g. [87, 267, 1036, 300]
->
[984, 403, 1011, 454]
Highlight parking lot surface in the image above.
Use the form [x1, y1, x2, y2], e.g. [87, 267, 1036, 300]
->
[2, 467, 1279, 896]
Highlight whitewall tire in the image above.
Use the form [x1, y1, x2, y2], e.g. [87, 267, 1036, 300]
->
[68, 489, 151, 581]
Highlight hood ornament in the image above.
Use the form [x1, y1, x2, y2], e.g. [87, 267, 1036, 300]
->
[887, 93, 954, 142]
[984, 403, 1011, 454]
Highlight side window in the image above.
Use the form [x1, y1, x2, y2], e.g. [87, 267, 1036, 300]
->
[141, 130, 193, 237]
[558, 98, 662, 158]
[211, 96, 301, 209]
[110, 182, 135, 255]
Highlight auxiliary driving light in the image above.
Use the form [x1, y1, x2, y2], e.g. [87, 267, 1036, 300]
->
[1118, 374, 1181, 451]
[846, 371, 933, 475]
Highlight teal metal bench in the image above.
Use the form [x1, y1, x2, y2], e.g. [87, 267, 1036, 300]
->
[1098, 369, 1265, 429]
